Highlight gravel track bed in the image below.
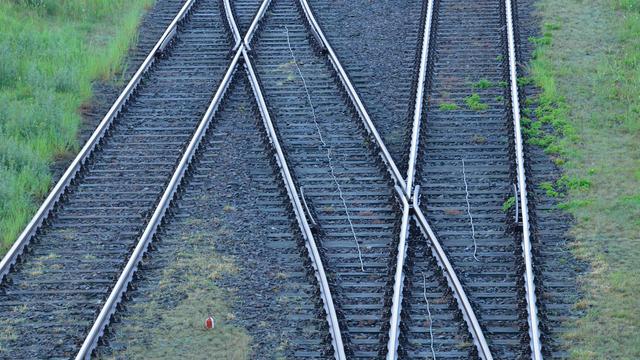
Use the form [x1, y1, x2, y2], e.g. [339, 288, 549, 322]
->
[416, 1, 527, 358]
[95, 79, 332, 359]
[306, 0, 424, 167]
[0, 1, 233, 357]
[1, 0, 580, 358]
[249, 0, 402, 357]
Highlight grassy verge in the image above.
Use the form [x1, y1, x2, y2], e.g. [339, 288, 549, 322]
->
[527, 0, 640, 358]
[0, 0, 154, 254]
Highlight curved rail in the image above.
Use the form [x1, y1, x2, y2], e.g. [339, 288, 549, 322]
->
[385, 0, 493, 358]
[242, 48, 346, 360]
[76, 1, 278, 356]
[294, 0, 493, 357]
[0, 0, 197, 284]
[297, 0, 407, 194]
[75, 45, 243, 360]
[504, 0, 543, 358]
[414, 190, 493, 359]
[386, 0, 436, 355]
[225, 1, 347, 358]
[386, 0, 434, 357]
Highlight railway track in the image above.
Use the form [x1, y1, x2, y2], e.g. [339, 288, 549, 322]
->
[396, 0, 542, 358]
[0, 0, 553, 358]
[0, 0, 236, 357]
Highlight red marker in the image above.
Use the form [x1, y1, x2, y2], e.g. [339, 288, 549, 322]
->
[204, 316, 215, 330]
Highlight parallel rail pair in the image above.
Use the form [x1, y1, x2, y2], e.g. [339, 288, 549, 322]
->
[387, 0, 542, 359]
[296, 0, 542, 358]
[0, 0, 542, 358]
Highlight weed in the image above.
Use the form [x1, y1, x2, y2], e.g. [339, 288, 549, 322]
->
[502, 196, 516, 213]
[473, 78, 493, 89]
[539, 182, 559, 197]
[223, 204, 236, 212]
[557, 175, 591, 192]
[472, 134, 487, 144]
[438, 102, 459, 111]
[574, 299, 589, 311]
[464, 93, 488, 111]
[322, 205, 335, 213]
[517, 76, 534, 86]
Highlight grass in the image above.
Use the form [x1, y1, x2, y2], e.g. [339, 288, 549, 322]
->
[439, 102, 460, 111]
[464, 93, 489, 111]
[502, 196, 516, 213]
[0, 0, 154, 255]
[102, 228, 251, 359]
[529, 0, 640, 357]
[472, 78, 493, 89]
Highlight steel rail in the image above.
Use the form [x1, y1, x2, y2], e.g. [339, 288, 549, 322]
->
[77, 0, 278, 355]
[504, 0, 543, 358]
[224, 2, 346, 358]
[386, 186, 411, 359]
[385, 0, 493, 358]
[297, 0, 407, 195]
[243, 0, 272, 50]
[386, 0, 434, 357]
[223, 0, 242, 47]
[75, 47, 243, 360]
[243, 47, 346, 360]
[405, 0, 434, 197]
[294, 1, 492, 357]
[413, 188, 493, 359]
[0, 0, 197, 284]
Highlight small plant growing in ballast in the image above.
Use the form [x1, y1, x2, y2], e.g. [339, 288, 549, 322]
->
[223, 204, 236, 212]
[465, 93, 489, 111]
[539, 182, 559, 197]
[439, 102, 459, 111]
[473, 78, 493, 89]
[502, 196, 516, 213]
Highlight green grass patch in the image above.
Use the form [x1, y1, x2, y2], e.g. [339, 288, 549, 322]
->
[472, 78, 493, 89]
[529, 0, 640, 357]
[502, 196, 516, 213]
[539, 181, 559, 198]
[438, 102, 460, 111]
[0, 0, 154, 254]
[464, 93, 489, 111]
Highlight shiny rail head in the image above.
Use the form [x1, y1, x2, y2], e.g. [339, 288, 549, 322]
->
[412, 187, 494, 360]
[233, 3, 346, 355]
[243, 0, 273, 49]
[296, 0, 407, 193]
[0, 0, 199, 284]
[75, 45, 244, 360]
[240, 43, 347, 359]
[503, 0, 543, 358]
[223, 0, 242, 46]
[386, 185, 411, 359]
[405, 0, 436, 196]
